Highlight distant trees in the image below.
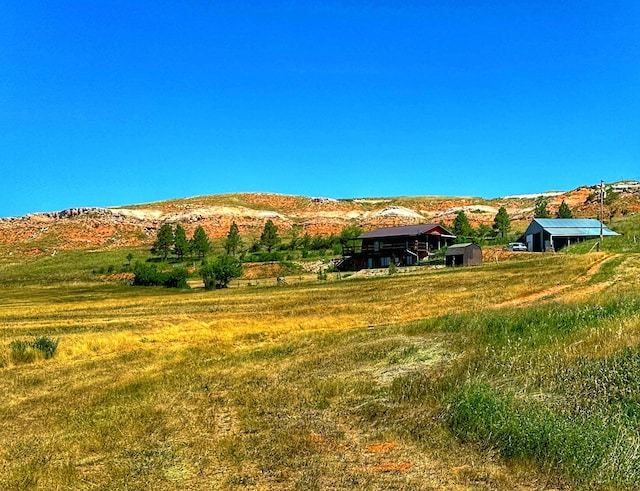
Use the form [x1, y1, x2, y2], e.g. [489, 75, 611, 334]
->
[556, 200, 573, 218]
[152, 223, 174, 260]
[260, 219, 280, 253]
[190, 226, 211, 258]
[493, 206, 511, 239]
[534, 196, 551, 218]
[452, 210, 473, 240]
[150, 224, 210, 260]
[173, 224, 189, 259]
[224, 221, 242, 256]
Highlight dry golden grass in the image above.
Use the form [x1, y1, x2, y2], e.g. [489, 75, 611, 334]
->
[0, 251, 632, 490]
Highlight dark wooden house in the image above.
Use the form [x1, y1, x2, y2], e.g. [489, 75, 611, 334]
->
[445, 243, 482, 267]
[341, 224, 456, 270]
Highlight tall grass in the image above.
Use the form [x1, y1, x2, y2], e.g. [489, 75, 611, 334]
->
[446, 384, 640, 489]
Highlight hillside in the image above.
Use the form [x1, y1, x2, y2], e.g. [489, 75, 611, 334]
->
[1, 181, 639, 255]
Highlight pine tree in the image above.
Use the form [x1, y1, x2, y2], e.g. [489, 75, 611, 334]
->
[152, 223, 174, 260]
[493, 206, 511, 238]
[260, 219, 280, 253]
[534, 196, 551, 218]
[190, 226, 210, 258]
[452, 210, 473, 240]
[224, 221, 242, 256]
[173, 224, 189, 259]
[555, 200, 573, 218]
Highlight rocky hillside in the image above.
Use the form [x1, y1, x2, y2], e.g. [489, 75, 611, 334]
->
[2, 181, 639, 255]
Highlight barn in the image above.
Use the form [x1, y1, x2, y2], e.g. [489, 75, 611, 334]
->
[445, 243, 482, 267]
[340, 224, 456, 270]
[521, 218, 619, 252]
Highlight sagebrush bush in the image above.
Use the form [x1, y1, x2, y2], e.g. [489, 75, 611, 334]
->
[7, 337, 59, 364]
[9, 340, 36, 364]
[32, 336, 59, 359]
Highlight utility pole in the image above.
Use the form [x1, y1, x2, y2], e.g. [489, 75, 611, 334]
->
[600, 179, 604, 245]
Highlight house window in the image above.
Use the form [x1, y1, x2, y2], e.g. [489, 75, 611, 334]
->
[380, 257, 391, 267]
[374, 241, 380, 252]
[406, 256, 413, 265]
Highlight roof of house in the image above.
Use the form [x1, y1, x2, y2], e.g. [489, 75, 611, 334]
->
[445, 243, 480, 254]
[359, 224, 454, 239]
[526, 218, 619, 237]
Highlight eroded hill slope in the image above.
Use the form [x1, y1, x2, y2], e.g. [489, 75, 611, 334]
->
[1, 181, 638, 254]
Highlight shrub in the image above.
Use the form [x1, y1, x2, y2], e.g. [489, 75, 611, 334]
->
[201, 255, 243, 289]
[32, 336, 59, 359]
[132, 262, 163, 286]
[8, 337, 59, 364]
[163, 268, 189, 289]
[132, 262, 189, 288]
[9, 340, 35, 364]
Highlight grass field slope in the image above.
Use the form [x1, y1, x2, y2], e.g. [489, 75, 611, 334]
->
[1, 215, 640, 489]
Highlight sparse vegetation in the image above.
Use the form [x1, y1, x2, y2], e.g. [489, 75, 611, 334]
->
[8, 336, 59, 364]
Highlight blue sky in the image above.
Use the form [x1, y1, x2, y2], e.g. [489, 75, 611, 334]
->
[2, 1, 638, 217]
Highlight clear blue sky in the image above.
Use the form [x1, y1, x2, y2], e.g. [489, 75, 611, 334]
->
[2, 1, 638, 217]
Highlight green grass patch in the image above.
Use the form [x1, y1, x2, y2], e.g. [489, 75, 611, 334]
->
[447, 383, 640, 489]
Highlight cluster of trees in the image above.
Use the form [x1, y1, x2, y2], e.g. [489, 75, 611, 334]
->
[136, 219, 362, 290]
[451, 206, 513, 243]
[152, 224, 211, 260]
[138, 223, 243, 290]
[241, 220, 362, 261]
[533, 196, 573, 219]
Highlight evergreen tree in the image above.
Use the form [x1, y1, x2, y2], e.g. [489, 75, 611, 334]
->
[452, 210, 473, 240]
[492, 206, 511, 238]
[173, 224, 189, 259]
[224, 221, 242, 256]
[555, 200, 573, 218]
[190, 226, 211, 258]
[260, 219, 280, 253]
[288, 224, 302, 250]
[152, 223, 174, 260]
[534, 196, 551, 218]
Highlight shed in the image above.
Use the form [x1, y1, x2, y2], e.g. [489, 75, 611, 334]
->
[445, 243, 482, 267]
[522, 218, 619, 252]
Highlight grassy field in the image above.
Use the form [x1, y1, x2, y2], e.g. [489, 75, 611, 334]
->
[1, 234, 640, 489]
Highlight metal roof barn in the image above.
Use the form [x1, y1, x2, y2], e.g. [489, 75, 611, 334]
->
[522, 218, 619, 252]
